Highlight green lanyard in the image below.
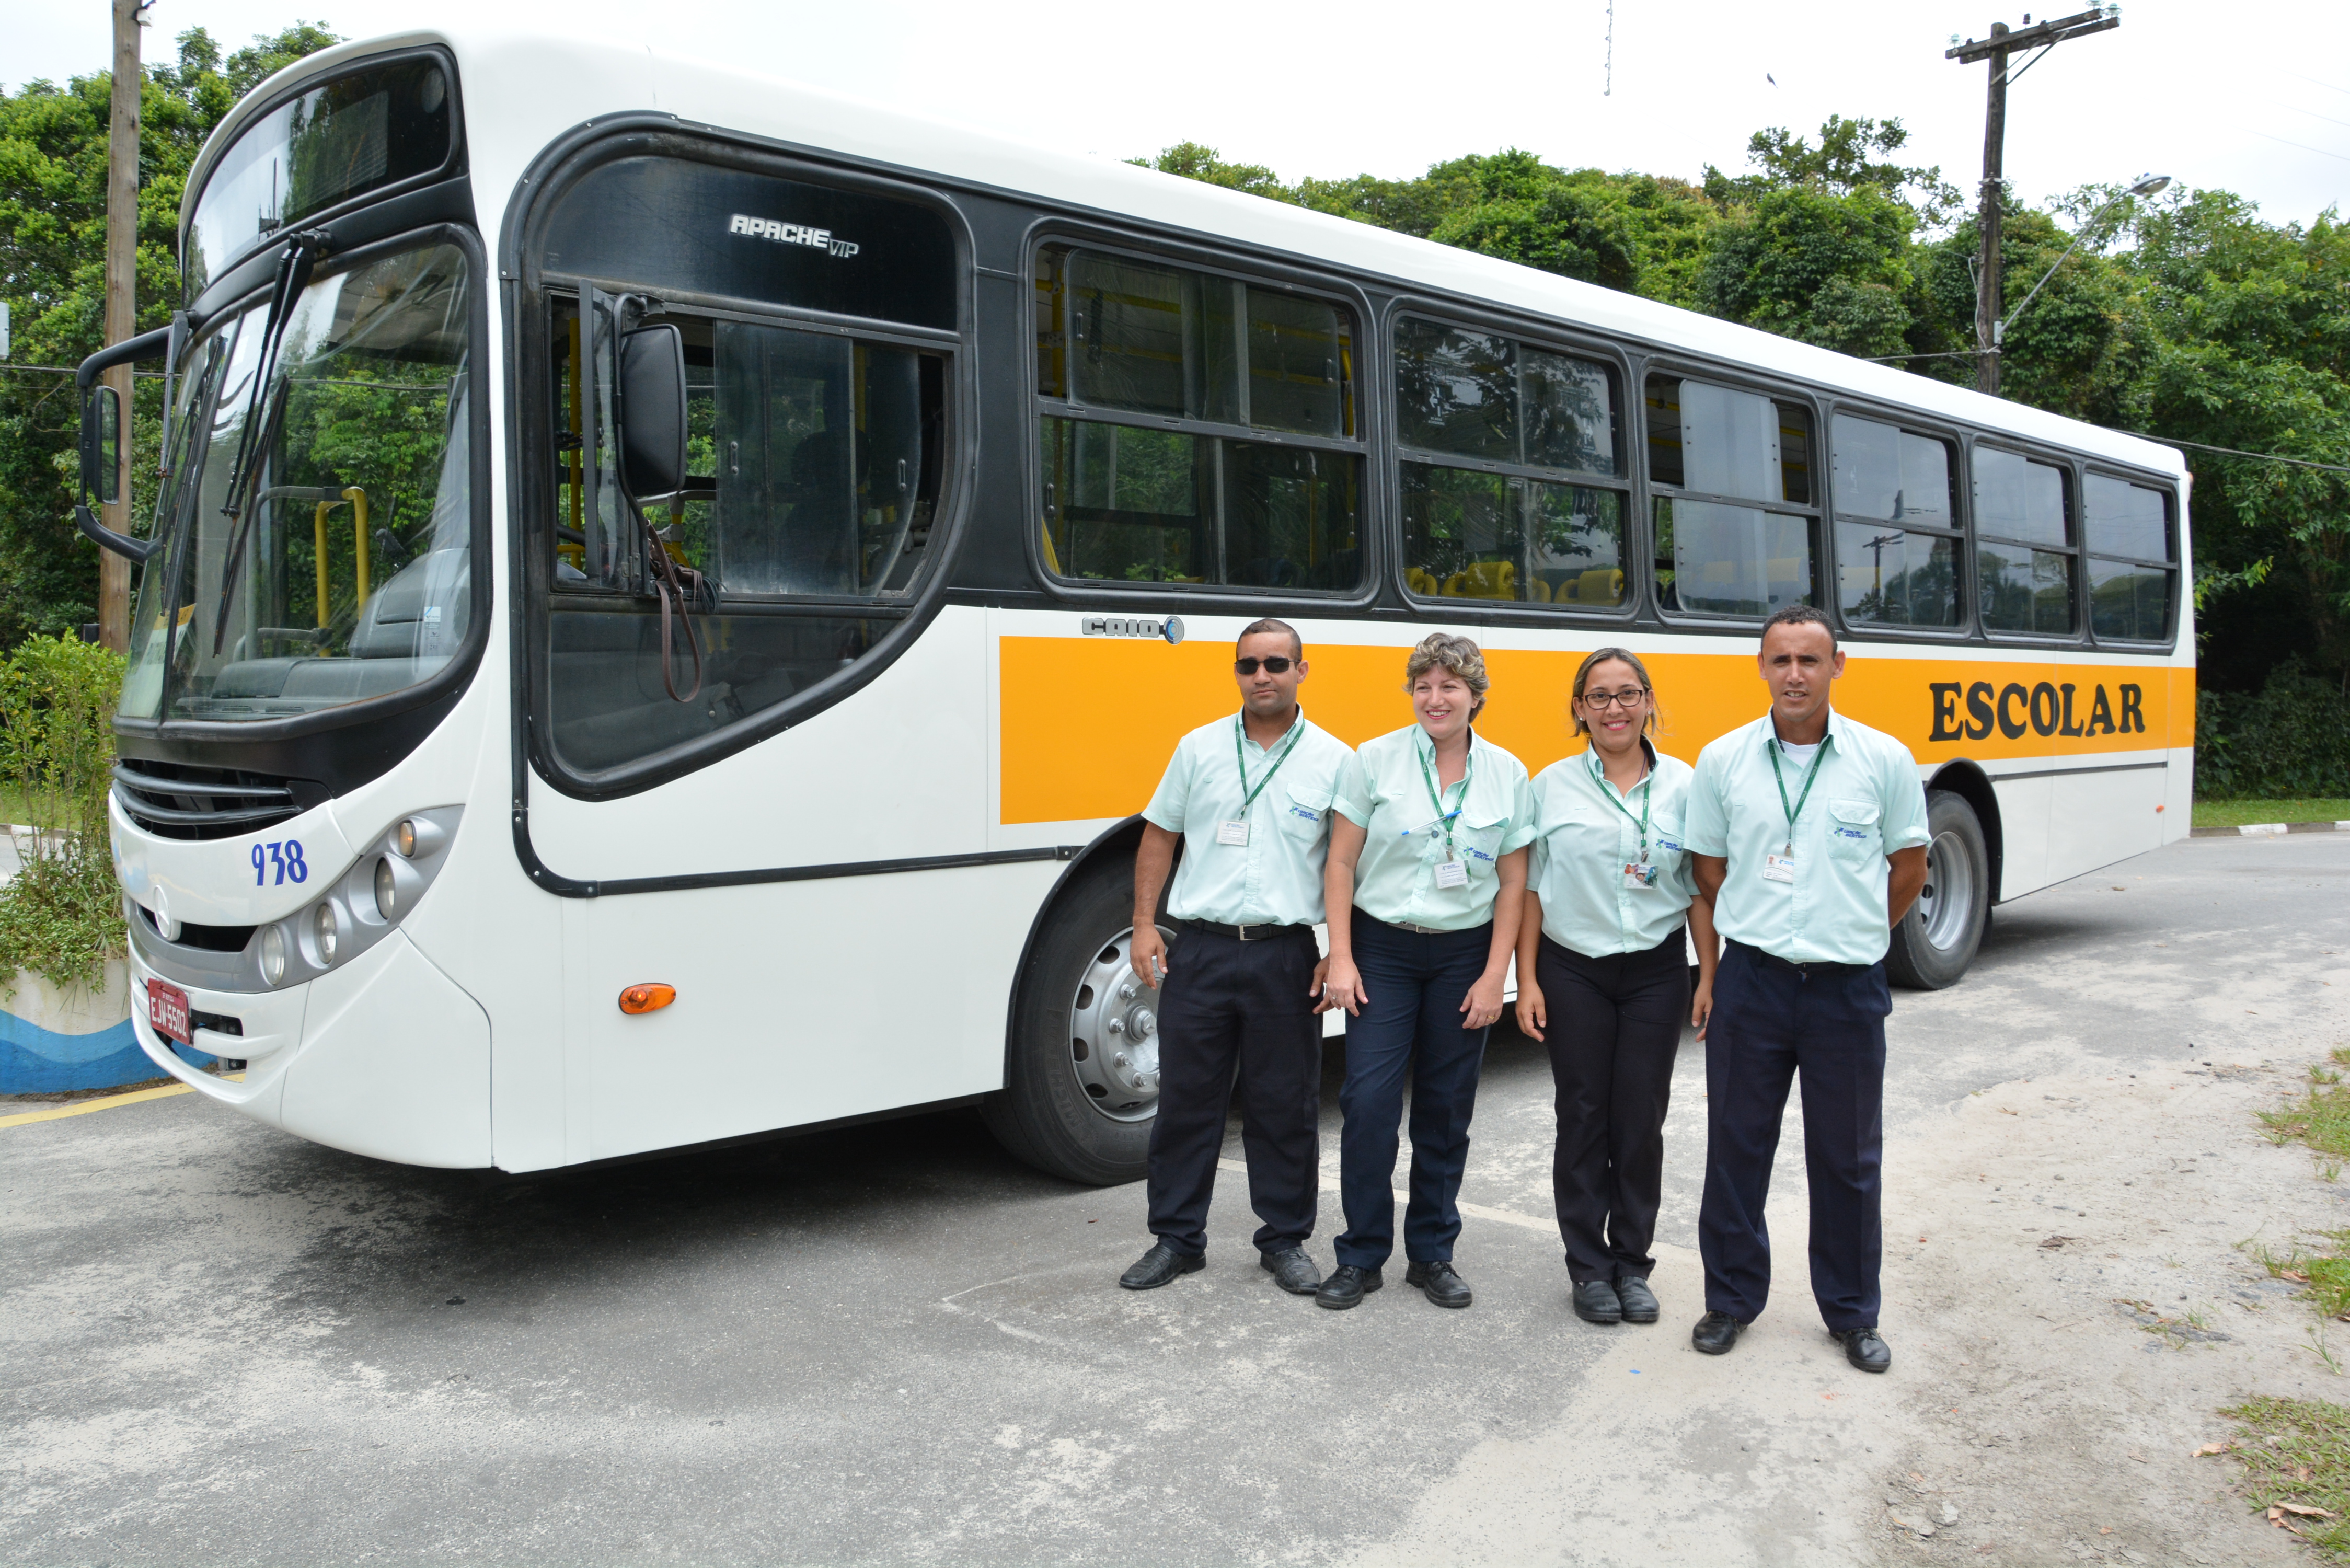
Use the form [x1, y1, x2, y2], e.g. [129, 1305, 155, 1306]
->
[1234, 714, 1305, 817]
[1416, 736, 1476, 857]
[1586, 750, 1653, 862]
[1765, 732, 1831, 855]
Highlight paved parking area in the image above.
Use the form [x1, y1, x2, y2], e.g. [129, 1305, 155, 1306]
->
[3, 834, 2342, 1565]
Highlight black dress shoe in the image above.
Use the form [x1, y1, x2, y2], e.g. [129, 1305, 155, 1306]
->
[1692, 1310, 1747, 1355]
[1405, 1260, 1473, 1309]
[1315, 1264, 1383, 1310]
[1833, 1326, 1892, 1373]
[1572, 1279, 1623, 1323]
[1260, 1246, 1322, 1295]
[1615, 1275, 1660, 1323]
[1119, 1242, 1205, 1290]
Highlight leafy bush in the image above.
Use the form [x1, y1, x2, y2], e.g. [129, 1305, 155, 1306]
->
[0, 634, 126, 995]
[2197, 658, 2350, 800]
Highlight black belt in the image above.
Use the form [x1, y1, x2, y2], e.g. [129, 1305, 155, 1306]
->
[1176, 918, 1313, 943]
[1729, 938, 1874, 976]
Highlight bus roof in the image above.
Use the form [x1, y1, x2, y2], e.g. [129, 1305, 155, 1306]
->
[198, 25, 2185, 480]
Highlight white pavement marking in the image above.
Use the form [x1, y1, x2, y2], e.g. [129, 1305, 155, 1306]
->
[1216, 1156, 1555, 1233]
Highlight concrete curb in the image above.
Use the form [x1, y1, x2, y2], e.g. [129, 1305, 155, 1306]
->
[2190, 820, 2350, 838]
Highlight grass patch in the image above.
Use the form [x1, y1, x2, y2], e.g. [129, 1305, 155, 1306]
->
[2194, 798, 2350, 828]
[2261, 1050, 2350, 1165]
[2220, 1397, 2350, 1555]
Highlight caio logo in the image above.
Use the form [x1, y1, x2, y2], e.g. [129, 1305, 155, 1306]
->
[1927, 679, 2148, 742]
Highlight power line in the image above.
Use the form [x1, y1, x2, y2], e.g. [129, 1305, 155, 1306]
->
[2115, 431, 2350, 476]
[2284, 102, 2350, 133]
[2246, 128, 2350, 164]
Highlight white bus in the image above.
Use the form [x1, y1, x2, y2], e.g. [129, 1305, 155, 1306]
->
[79, 27, 2192, 1181]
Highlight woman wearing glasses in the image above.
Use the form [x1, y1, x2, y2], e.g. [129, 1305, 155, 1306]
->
[1514, 648, 1719, 1327]
[1316, 633, 1535, 1312]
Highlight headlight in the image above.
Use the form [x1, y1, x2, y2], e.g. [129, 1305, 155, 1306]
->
[374, 857, 398, 918]
[313, 903, 339, 964]
[259, 925, 286, 986]
[395, 818, 417, 858]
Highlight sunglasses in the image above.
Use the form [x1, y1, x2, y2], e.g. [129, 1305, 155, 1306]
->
[1234, 656, 1296, 675]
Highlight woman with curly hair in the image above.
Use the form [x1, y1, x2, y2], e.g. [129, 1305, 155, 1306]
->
[1316, 633, 1535, 1312]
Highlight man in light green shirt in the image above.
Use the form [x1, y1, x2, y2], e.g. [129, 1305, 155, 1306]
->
[1684, 605, 1929, 1375]
[1117, 618, 1352, 1298]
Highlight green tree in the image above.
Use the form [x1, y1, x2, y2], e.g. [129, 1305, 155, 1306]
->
[0, 23, 340, 646]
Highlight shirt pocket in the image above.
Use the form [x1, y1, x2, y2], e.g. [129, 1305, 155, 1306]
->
[1826, 797, 1882, 863]
[1648, 813, 1688, 877]
[1277, 778, 1334, 843]
[1455, 809, 1509, 870]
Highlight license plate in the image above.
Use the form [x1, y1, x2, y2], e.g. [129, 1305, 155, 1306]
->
[146, 978, 192, 1046]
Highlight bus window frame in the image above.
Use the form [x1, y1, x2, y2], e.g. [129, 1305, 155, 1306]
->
[1821, 402, 1971, 645]
[116, 220, 496, 759]
[1023, 224, 1381, 613]
[506, 123, 980, 802]
[1640, 359, 1827, 629]
[1385, 304, 1638, 624]
[1968, 436, 2090, 649]
[2078, 463, 2181, 647]
[179, 44, 469, 304]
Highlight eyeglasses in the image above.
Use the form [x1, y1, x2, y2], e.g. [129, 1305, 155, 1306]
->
[1582, 687, 1649, 710]
[1234, 656, 1295, 675]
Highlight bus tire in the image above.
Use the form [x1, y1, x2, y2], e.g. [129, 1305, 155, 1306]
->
[1886, 790, 1990, 990]
[984, 853, 1165, 1186]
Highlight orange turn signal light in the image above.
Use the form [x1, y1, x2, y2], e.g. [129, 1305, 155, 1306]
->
[618, 983, 676, 1015]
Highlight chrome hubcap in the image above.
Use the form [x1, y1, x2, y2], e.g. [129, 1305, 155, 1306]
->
[1913, 829, 1976, 953]
[1068, 927, 1169, 1122]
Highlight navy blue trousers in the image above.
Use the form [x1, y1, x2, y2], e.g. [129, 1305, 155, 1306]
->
[1697, 939, 1891, 1332]
[1145, 926, 1323, 1256]
[1334, 910, 1494, 1270]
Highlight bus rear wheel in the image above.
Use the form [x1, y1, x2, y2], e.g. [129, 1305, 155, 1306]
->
[984, 853, 1165, 1186]
[1886, 790, 1990, 990]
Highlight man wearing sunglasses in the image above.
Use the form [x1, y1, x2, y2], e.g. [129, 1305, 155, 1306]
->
[1119, 619, 1354, 1295]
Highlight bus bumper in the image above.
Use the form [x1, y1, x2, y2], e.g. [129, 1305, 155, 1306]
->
[127, 929, 491, 1168]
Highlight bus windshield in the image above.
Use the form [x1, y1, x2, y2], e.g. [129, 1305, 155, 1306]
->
[122, 242, 474, 724]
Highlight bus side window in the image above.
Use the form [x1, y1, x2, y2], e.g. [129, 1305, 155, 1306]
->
[1034, 244, 1364, 594]
[1833, 416, 1961, 629]
[2082, 474, 2176, 642]
[1974, 448, 2077, 637]
[1648, 373, 1819, 618]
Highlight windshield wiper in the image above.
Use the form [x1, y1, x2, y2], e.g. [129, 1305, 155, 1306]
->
[211, 228, 332, 655]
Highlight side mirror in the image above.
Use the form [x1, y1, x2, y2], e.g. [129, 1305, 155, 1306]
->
[615, 324, 686, 502]
[80, 385, 121, 505]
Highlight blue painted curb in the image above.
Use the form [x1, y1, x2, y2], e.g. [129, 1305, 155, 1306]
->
[0, 1009, 209, 1094]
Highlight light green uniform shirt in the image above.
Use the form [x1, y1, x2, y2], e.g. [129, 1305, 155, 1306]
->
[1142, 709, 1354, 927]
[1528, 740, 1699, 957]
[1684, 708, 1931, 966]
[1333, 725, 1536, 932]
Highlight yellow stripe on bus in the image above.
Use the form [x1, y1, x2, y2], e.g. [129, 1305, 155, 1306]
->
[998, 636, 2191, 826]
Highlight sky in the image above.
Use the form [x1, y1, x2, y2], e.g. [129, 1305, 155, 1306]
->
[10, 0, 2348, 232]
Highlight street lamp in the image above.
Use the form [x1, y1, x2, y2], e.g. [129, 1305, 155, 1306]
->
[1991, 173, 2172, 349]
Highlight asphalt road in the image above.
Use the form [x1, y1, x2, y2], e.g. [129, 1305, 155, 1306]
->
[3, 833, 2342, 1566]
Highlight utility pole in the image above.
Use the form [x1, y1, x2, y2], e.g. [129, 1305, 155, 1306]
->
[1946, 7, 2119, 397]
[100, 0, 148, 653]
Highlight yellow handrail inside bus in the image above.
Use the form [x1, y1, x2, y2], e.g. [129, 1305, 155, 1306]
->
[346, 487, 370, 602]
[312, 488, 371, 627]
[313, 502, 335, 627]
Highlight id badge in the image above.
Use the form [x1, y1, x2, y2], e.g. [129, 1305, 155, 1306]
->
[1762, 851, 1797, 884]
[1433, 857, 1469, 890]
[1217, 819, 1250, 847]
[1622, 861, 1658, 890]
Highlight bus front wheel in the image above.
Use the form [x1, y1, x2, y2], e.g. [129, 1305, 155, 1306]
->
[1885, 790, 1990, 990]
[984, 854, 1164, 1185]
